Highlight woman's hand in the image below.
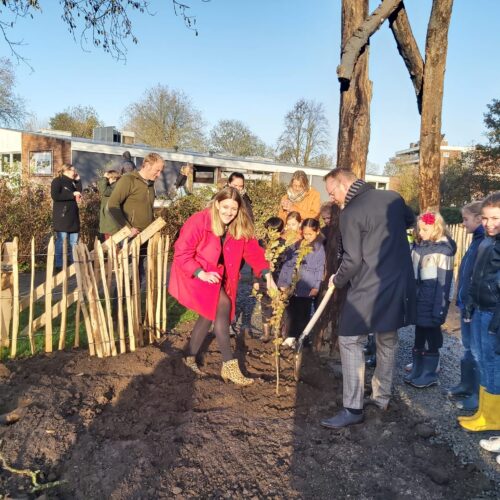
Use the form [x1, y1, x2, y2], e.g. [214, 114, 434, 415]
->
[309, 288, 319, 297]
[281, 199, 293, 212]
[266, 274, 278, 291]
[198, 271, 222, 284]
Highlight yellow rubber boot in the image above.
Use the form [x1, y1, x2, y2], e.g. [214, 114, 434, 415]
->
[459, 390, 500, 432]
[458, 386, 485, 422]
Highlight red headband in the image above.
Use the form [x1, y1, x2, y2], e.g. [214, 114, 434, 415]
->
[421, 212, 436, 225]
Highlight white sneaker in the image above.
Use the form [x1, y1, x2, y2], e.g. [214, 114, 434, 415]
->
[282, 337, 296, 348]
[479, 436, 500, 453]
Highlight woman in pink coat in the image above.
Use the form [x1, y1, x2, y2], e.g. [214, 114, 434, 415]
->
[169, 187, 277, 385]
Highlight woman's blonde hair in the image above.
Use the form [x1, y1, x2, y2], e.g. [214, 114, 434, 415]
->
[209, 187, 254, 239]
[56, 163, 74, 177]
[462, 200, 482, 217]
[289, 170, 309, 191]
[415, 210, 448, 242]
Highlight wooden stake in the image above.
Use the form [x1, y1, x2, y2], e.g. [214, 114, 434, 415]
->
[10, 238, 19, 358]
[74, 301, 81, 349]
[0, 242, 5, 353]
[146, 238, 155, 343]
[78, 243, 104, 358]
[122, 239, 135, 352]
[131, 239, 143, 347]
[86, 244, 110, 357]
[97, 240, 116, 356]
[161, 236, 170, 334]
[44, 236, 55, 353]
[72, 245, 95, 356]
[155, 235, 163, 339]
[113, 242, 126, 354]
[27, 238, 36, 354]
[58, 238, 68, 350]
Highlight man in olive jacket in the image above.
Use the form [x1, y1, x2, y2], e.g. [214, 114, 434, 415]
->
[321, 168, 416, 429]
[108, 152, 164, 281]
[108, 152, 164, 237]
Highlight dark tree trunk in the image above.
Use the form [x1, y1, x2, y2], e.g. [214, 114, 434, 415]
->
[388, 1, 424, 113]
[418, 0, 454, 210]
[337, 0, 402, 84]
[336, 0, 372, 179]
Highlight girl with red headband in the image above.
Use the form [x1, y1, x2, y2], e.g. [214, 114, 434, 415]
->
[404, 210, 457, 388]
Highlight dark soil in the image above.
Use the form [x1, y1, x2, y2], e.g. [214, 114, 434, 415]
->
[0, 323, 498, 500]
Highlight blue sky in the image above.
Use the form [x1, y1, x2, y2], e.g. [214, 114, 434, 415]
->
[6, 0, 500, 168]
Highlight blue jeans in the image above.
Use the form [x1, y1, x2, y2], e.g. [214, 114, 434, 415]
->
[471, 309, 500, 394]
[55, 232, 79, 268]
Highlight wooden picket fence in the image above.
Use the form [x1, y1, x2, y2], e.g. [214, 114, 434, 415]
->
[448, 223, 472, 286]
[0, 218, 169, 359]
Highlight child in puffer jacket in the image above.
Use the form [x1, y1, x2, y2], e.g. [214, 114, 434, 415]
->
[447, 201, 485, 410]
[278, 218, 326, 348]
[459, 191, 500, 437]
[404, 211, 456, 388]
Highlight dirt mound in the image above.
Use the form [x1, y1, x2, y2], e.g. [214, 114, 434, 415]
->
[0, 325, 497, 498]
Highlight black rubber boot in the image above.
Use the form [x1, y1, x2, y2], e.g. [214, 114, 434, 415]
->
[410, 352, 440, 388]
[365, 354, 377, 368]
[455, 362, 480, 411]
[403, 349, 424, 384]
[447, 352, 477, 398]
[363, 333, 376, 355]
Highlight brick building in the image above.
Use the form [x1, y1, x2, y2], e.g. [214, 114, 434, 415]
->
[0, 126, 390, 200]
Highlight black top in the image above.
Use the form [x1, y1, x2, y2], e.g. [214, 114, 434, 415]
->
[51, 175, 82, 233]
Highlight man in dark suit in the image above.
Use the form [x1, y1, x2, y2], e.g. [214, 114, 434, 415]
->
[321, 168, 416, 428]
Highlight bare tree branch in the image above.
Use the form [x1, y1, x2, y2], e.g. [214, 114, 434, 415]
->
[389, 1, 424, 113]
[337, 0, 402, 84]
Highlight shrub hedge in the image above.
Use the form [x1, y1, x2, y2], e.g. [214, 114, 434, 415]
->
[0, 179, 287, 267]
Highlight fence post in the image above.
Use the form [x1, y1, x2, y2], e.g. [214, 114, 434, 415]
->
[58, 238, 68, 350]
[45, 236, 55, 353]
[27, 237, 36, 354]
[10, 238, 19, 358]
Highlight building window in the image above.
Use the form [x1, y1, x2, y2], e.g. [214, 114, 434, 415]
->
[442, 152, 450, 158]
[377, 182, 387, 190]
[193, 165, 215, 184]
[0, 152, 22, 174]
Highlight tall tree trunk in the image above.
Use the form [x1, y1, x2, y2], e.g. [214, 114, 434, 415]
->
[336, 0, 372, 179]
[388, 1, 424, 113]
[418, 0, 454, 210]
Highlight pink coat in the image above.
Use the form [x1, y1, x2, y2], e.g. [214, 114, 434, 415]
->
[168, 208, 269, 321]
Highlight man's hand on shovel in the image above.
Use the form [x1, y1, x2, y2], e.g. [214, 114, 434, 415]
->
[294, 283, 336, 381]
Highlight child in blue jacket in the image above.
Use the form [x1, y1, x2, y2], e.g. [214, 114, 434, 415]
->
[278, 218, 326, 348]
[405, 211, 456, 388]
[459, 191, 500, 434]
[447, 201, 485, 410]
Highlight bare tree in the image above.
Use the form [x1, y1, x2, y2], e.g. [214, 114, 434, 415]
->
[49, 105, 103, 138]
[0, 57, 25, 126]
[0, 1, 208, 64]
[336, 0, 454, 210]
[277, 99, 330, 166]
[122, 84, 206, 150]
[210, 119, 268, 157]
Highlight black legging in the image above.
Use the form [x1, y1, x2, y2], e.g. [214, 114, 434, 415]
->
[189, 288, 233, 362]
[414, 325, 443, 353]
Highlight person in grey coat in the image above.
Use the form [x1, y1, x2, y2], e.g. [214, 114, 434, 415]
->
[321, 168, 416, 429]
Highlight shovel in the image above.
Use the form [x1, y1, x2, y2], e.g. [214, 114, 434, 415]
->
[294, 284, 335, 381]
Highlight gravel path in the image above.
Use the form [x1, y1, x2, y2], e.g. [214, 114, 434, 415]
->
[234, 265, 500, 483]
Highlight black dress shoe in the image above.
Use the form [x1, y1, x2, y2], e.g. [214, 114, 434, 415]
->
[320, 408, 364, 429]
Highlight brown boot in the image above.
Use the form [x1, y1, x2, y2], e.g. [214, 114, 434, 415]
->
[183, 356, 205, 376]
[221, 359, 254, 386]
[262, 323, 271, 343]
